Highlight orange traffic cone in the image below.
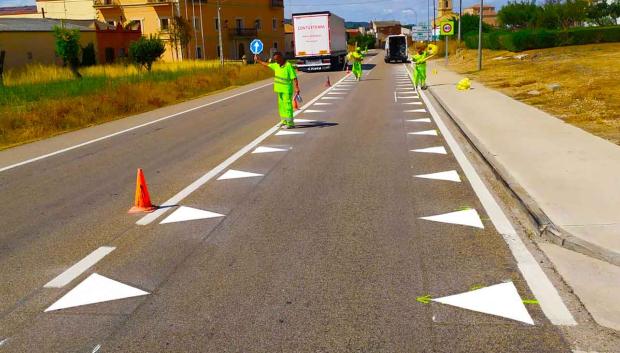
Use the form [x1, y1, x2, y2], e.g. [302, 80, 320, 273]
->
[325, 76, 331, 87]
[128, 168, 157, 213]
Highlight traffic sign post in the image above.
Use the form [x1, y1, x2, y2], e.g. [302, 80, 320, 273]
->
[250, 39, 264, 56]
[440, 21, 454, 65]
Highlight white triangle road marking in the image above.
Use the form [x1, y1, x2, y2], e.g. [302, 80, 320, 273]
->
[411, 146, 448, 154]
[45, 273, 149, 312]
[275, 130, 305, 136]
[399, 97, 421, 100]
[407, 118, 432, 123]
[327, 92, 347, 95]
[160, 206, 225, 224]
[409, 130, 438, 136]
[294, 118, 317, 123]
[415, 170, 461, 182]
[314, 102, 332, 106]
[419, 209, 484, 229]
[405, 109, 427, 113]
[217, 169, 263, 180]
[252, 146, 288, 154]
[403, 102, 423, 105]
[433, 282, 534, 325]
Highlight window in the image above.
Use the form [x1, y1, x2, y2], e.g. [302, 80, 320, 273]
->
[27, 52, 33, 60]
[119, 48, 126, 57]
[272, 18, 277, 30]
[254, 18, 262, 30]
[105, 47, 115, 63]
[107, 20, 116, 27]
[196, 46, 203, 59]
[160, 17, 170, 31]
[193, 16, 201, 30]
[216, 45, 220, 58]
[273, 42, 278, 49]
[235, 18, 243, 29]
[214, 17, 219, 30]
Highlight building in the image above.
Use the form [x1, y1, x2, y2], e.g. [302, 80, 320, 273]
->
[37, 0, 98, 20]
[94, 0, 285, 61]
[0, 6, 40, 18]
[0, 18, 141, 70]
[433, 0, 458, 30]
[370, 20, 401, 47]
[463, 4, 498, 27]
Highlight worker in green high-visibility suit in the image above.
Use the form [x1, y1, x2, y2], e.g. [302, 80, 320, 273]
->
[255, 52, 301, 129]
[412, 45, 429, 90]
[348, 47, 364, 81]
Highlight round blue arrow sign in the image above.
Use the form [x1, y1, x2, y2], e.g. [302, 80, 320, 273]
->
[250, 39, 264, 55]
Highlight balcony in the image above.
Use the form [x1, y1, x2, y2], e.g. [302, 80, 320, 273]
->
[93, 0, 120, 8]
[146, 0, 175, 5]
[228, 27, 258, 38]
[270, 0, 284, 8]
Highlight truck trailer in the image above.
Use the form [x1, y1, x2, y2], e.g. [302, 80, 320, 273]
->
[292, 11, 347, 72]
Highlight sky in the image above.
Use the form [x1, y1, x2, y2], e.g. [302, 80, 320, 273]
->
[0, 0, 509, 25]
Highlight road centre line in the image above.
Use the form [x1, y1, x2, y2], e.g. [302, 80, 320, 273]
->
[409, 65, 576, 326]
[44, 247, 116, 288]
[136, 73, 353, 225]
[0, 82, 274, 174]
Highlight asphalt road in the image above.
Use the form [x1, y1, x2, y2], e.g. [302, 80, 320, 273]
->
[0, 53, 571, 352]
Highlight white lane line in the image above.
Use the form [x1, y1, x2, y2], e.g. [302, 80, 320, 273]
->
[0, 338, 8, 347]
[252, 146, 288, 154]
[137, 73, 353, 225]
[92, 344, 102, 353]
[0, 82, 273, 174]
[411, 146, 448, 154]
[314, 102, 332, 106]
[414, 67, 577, 326]
[44, 247, 116, 288]
[275, 130, 305, 136]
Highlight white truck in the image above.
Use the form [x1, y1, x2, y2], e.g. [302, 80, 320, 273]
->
[292, 11, 347, 72]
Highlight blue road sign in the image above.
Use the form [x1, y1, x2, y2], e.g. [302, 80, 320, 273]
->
[250, 39, 264, 55]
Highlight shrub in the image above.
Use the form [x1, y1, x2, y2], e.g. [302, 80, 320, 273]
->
[129, 36, 165, 71]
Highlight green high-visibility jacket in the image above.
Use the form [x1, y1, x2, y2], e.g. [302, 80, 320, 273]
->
[268, 62, 297, 94]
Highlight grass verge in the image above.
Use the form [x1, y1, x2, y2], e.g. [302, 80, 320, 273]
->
[446, 43, 620, 145]
[0, 61, 272, 150]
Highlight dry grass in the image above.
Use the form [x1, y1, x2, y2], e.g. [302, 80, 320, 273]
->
[0, 61, 272, 150]
[446, 43, 620, 145]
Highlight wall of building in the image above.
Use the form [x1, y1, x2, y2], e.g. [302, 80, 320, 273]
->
[36, 0, 97, 20]
[0, 30, 96, 70]
[96, 25, 142, 64]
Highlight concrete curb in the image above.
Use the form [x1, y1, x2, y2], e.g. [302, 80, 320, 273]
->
[428, 87, 620, 268]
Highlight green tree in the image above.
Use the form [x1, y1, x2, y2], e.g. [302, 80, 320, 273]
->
[457, 14, 493, 35]
[556, 0, 589, 29]
[348, 34, 376, 49]
[53, 25, 82, 78]
[129, 36, 165, 71]
[168, 16, 192, 61]
[498, 1, 538, 29]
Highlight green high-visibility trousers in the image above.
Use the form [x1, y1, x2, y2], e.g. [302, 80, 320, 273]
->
[414, 63, 427, 87]
[278, 92, 294, 127]
[352, 61, 362, 79]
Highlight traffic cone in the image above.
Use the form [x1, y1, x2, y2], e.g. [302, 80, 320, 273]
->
[325, 76, 331, 87]
[128, 168, 157, 213]
[346, 65, 350, 74]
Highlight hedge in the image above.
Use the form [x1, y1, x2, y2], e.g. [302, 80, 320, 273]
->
[464, 25, 620, 51]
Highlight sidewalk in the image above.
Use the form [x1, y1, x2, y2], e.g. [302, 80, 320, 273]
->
[425, 60, 620, 331]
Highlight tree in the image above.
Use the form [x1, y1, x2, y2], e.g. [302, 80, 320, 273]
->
[168, 16, 192, 61]
[0, 50, 5, 87]
[498, 1, 538, 29]
[348, 34, 376, 49]
[555, 0, 589, 29]
[129, 36, 165, 71]
[53, 25, 82, 78]
[457, 14, 492, 35]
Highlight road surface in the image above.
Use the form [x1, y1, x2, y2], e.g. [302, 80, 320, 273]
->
[0, 53, 572, 352]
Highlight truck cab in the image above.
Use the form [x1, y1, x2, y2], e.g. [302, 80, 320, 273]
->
[384, 35, 409, 63]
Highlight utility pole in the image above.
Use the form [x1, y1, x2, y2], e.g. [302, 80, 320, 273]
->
[198, 0, 205, 60]
[477, 0, 483, 71]
[457, 0, 462, 45]
[432, 0, 436, 43]
[217, 0, 224, 66]
[427, 0, 430, 42]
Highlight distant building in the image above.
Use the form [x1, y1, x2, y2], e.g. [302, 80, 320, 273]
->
[371, 20, 401, 47]
[463, 4, 498, 26]
[0, 6, 40, 18]
[0, 18, 140, 70]
[433, 0, 458, 30]
[346, 28, 360, 41]
[37, 0, 97, 20]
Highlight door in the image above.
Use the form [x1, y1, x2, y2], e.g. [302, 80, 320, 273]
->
[238, 43, 245, 59]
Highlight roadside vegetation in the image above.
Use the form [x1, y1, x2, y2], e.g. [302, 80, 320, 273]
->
[0, 61, 271, 150]
[447, 43, 620, 144]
